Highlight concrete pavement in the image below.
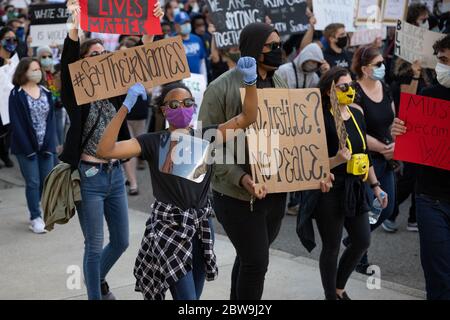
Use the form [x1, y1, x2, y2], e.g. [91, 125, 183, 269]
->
[0, 186, 425, 300]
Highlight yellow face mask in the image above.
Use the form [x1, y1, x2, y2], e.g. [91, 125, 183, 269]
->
[335, 85, 356, 105]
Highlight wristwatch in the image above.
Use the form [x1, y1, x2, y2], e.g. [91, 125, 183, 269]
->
[370, 182, 381, 189]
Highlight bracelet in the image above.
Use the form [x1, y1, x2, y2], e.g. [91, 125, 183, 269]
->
[412, 76, 420, 80]
[370, 182, 381, 189]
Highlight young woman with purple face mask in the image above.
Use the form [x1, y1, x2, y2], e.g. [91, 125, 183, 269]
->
[97, 57, 263, 300]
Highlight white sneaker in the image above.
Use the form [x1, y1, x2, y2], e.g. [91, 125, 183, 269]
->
[29, 217, 47, 234]
[407, 222, 419, 232]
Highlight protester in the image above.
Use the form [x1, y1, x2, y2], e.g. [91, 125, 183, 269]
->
[315, 66, 387, 300]
[391, 34, 450, 300]
[163, 0, 180, 34]
[0, 26, 18, 168]
[97, 56, 261, 300]
[59, 1, 163, 300]
[9, 57, 56, 234]
[199, 22, 333, 300]
[174, 11, 207, 79]
[37, 46, 64, 157]
[349, 45, 396, 273]
[322, 23, 352, 69]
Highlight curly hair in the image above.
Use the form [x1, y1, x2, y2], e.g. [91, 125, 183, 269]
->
[433, 34, 450, 54]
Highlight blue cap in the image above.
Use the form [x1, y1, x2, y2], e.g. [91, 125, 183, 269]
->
[174, 11, 190, 25]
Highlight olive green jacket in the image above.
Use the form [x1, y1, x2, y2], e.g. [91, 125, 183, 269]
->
[199, 68, 287, 201]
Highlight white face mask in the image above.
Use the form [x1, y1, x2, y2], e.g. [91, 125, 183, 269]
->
[420, 19, 429, 30]
[435, 62, 450, 88]
[27, 70, 42, 84]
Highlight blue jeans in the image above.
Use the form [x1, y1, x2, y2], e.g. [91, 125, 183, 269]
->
[16, 152, 55, 220]
[77, 161, 129, 300]
[169, 222, 214, 300]
[416, 194, 450, 300]
[367, 157, 396, 231]
[55, 107, 65, 146]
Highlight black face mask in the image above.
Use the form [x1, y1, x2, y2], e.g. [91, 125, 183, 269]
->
[336, 36, 348, 49]
[262, 47, 283, 68]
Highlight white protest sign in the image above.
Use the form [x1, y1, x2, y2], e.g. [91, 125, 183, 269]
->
[408, 0, 435, 13]
[183, 73, 207, 129]
[10, 0, 30, 9]
[350, 26, 387, 46]
[313, 0, 356, 32]
[30, 24, 68, 47]
[0, 55, 19, 126]
[382, 0, 408, 26]
[395, 20, 446, 69]
[356, 0, 382, 26]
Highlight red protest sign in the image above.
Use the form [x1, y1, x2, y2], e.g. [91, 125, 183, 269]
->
[394, 93, 450, 171]
[80, 0, 162, 35]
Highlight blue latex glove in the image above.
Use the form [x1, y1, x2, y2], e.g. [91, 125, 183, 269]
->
[237, 56, 257, 86]
[123, 83, 147, 113]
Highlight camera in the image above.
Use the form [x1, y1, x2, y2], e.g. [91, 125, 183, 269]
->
[347, 153, 369, 180]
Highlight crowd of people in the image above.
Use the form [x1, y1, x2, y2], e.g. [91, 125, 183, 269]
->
[0, 0, 449, 301]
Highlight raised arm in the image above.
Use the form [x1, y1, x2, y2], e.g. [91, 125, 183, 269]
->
[97, 84, 147, 159]
[215, 57, 258, 143]
[141, 1, 164, 44]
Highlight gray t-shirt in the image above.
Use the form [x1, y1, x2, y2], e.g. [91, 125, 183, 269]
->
[82, 99, 116, 158]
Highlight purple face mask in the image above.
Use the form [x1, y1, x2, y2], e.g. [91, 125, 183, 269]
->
[164, 106, 195, 129]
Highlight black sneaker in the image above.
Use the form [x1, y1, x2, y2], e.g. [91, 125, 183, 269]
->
[337, 291, 351, 300]
[101, 281, 116, 300]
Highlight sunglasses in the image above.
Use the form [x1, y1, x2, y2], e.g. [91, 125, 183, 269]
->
[263, 41, 282, 51]
[368, 61, 384, 68]
[89, 50, 110, 57]
[2, 37, 17, 43]
[164, 98, 196, 109]
[335, 82, 355, 93]
[41, 55, 53, 59]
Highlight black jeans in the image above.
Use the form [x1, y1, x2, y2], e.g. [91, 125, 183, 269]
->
[314, 187, 371, 300]
[390, 162, 417, 223]
[213, 191, 286, 300]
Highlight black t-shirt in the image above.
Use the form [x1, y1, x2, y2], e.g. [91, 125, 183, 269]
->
[354, 82, 395, 146]
[416, 84, 450, 202]
[127, 96, 149, 121]
[323, 106, 371, 176]
[137, 126, 218, 210]
[323, 47, 352, 69]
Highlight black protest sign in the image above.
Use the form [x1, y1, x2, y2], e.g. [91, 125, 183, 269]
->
[206, 0, 308, 49]
[29, 3, 71, 25]
[68, 36, 191, 105]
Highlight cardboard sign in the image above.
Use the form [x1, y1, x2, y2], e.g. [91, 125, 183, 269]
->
[206, 0, 308, 49]
[0, 55, 20, 126]
[68, 36, 191, 105]
[394, 20, 446, 69]
[382, 0, 408, 26]
[350, 26, 387, 46]
[183, 73, 207, 129]
[394, 93, 450, 171]
[80, 0, 162, 35]
[355, 0, 382, 26]
[245, 88, 330, 193]
[313, 0, 356, 32]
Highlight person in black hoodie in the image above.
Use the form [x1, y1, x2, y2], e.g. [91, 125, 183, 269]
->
[391, 34, 450, 300]
[59, 1, 163, 300]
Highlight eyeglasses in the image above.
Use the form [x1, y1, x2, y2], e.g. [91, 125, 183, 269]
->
[368, 61, 384, 68]
[263, 42, 282, 51]
[164, 98, 196, 109]
[89, 50, 110, 57]
[335, 82, 355, 93]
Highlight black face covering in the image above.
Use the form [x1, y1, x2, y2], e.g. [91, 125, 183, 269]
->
[336, 36, 348, 49]
[262, 47, 283, 68]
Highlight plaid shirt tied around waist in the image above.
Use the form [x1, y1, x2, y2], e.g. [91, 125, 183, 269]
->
[134, 199, 218, 300]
